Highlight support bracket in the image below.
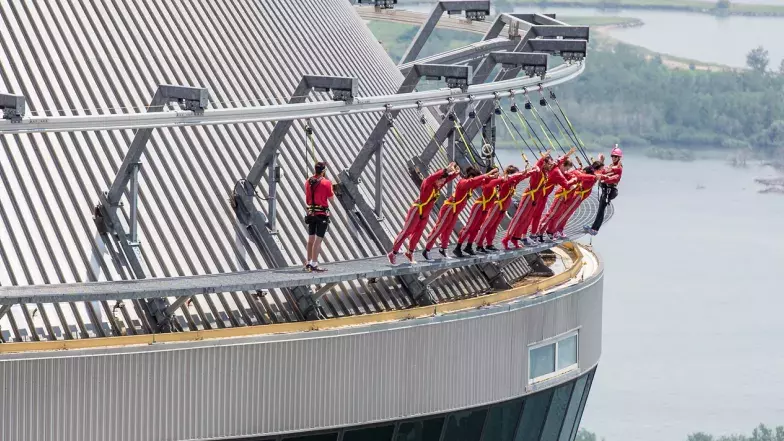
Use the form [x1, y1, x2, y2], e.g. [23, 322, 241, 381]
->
[399, 1, 491, 65]
[229, 75, 356, 321]
[357, 0, 397, 10]
[94, 84, 209, 330]
[0, 93, 25, 122]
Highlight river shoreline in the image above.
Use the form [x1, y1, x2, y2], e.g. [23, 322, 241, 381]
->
[511, 0, 784, 17]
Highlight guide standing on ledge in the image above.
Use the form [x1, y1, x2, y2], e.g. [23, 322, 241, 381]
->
[304, 161, 334, 272]
[586, 145, 623, 235]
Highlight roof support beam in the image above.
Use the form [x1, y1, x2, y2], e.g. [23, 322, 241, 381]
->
[94, 84, 208, 331]
[0, 93, 25, 122]
[179, 75, 356, 323]
[245, 75, 357, 188]
[399, 1, 490, 65]
[335, 65, 470, 307]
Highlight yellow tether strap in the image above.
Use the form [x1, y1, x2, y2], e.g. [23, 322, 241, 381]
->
[454, 120, 478, 164]
[529, 106, 555, 150]
[495, 187, 515, 209]
[515, 111, 543, 154]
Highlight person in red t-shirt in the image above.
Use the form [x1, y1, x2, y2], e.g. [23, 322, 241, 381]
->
[304, 162, 334, 272]
[475, 164, 539, 252]
[422, 166, 499, 261]
[389, 162, 460, 264]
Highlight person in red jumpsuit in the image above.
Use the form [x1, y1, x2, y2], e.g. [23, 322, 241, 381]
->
[541, 161, 604, 240]
[475, 164, 539, 252]
[422, 166, 499, 261]
[535, 166, 582, 242]
[388, 162, 460, 264]
[504, 148, 576, 248]
[453, 165, 521, 257]
[585, 145, 623, 235]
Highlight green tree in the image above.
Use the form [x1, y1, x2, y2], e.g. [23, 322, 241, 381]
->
[575, 428, 598, 441]
[716, 0, 731, 8]
[746, 46, 770, 72]
[779, 59, 784, 75]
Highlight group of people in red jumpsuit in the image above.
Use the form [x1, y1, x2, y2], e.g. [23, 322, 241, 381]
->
[387, 145, 624, 265]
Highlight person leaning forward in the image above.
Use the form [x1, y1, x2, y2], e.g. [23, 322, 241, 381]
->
[304, 161, 334, 272]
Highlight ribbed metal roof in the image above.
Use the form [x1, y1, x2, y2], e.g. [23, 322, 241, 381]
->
[0, 0, 547, 342]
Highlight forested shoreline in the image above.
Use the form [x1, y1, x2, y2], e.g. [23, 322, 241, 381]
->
[554, 41, 784, 158]
[367, 21, 784, 160]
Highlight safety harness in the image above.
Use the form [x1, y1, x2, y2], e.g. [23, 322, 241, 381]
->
[495, 184, 516, 210]
[307, 177, 329, 215]
[444, 190, 471, 213]
[474, 187, 497, 211]
[523, 174, 546, 201]
[412, 188, 439, 217]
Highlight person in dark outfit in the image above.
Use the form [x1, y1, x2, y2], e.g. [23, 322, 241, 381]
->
[585, 146, 623, 235]
[304, 162, 334, 272]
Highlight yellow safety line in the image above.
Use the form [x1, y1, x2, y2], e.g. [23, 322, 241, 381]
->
[0, 246, 588, 354]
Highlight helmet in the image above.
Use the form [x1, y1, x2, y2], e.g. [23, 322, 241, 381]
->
[611, 145, 623, 158]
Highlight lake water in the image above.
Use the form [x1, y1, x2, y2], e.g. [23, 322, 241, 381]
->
[398, 2, 784, 68]
[495, 149, 784, 440]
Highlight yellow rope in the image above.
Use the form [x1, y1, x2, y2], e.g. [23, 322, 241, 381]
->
[454, 120, 478, 164]
[515, 111, 543, 153]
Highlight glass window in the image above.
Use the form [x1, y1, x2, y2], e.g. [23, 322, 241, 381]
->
[530, 332, 579, 383]
[559, 376, 589, 441]
[441, 408, 488, 441]
[569, 370, 596, 441]
[514, 388, 553, 441]
[557, 335, 578, 371]
[529, 343, 556, 380]
[394, 417, 445, 441]
[480, 399, 523, 441]
[283, 433, 338, 441]
[343, 424, 395, 441]
[540, 382, 575, 441]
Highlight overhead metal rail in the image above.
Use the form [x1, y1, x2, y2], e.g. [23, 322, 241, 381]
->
[0, 62, 584, 135]
[399, 1, 491, 65]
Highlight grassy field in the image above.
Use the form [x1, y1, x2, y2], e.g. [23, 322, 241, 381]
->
[504, 0, 784, 16]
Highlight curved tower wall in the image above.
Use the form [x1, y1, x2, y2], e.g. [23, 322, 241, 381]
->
[0, 268, 603, 441]
[0, 0, 530, 339]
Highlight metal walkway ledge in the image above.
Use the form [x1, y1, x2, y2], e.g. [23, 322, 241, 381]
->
[0, 238, 573, 305]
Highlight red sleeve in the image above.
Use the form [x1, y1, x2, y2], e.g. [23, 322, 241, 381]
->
[446, 171, 459, 184]
[555, 155, 568, 167]
[485, 177, 504, 189]
[509, 171, 529, 186]
[548, 169, 568, 188]
[325, 180, 334, 198]
[465, 175, 488, 189]
[423, 169, 446, 188]
[603, 166, 623, 185]
[535, 155, 548, 168]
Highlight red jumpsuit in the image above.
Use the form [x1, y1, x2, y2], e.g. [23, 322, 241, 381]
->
[476, 170, 535, 247]
[535, 169, 580, 236]
[505, 156, 568, 241]
[456, 177, 499, 246]
[392, 168, 458, 254]
[425, 174, 492, 251]
[541, 170, 598, 235]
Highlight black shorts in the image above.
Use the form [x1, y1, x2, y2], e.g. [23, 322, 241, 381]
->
[306, 214, 330, 238]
